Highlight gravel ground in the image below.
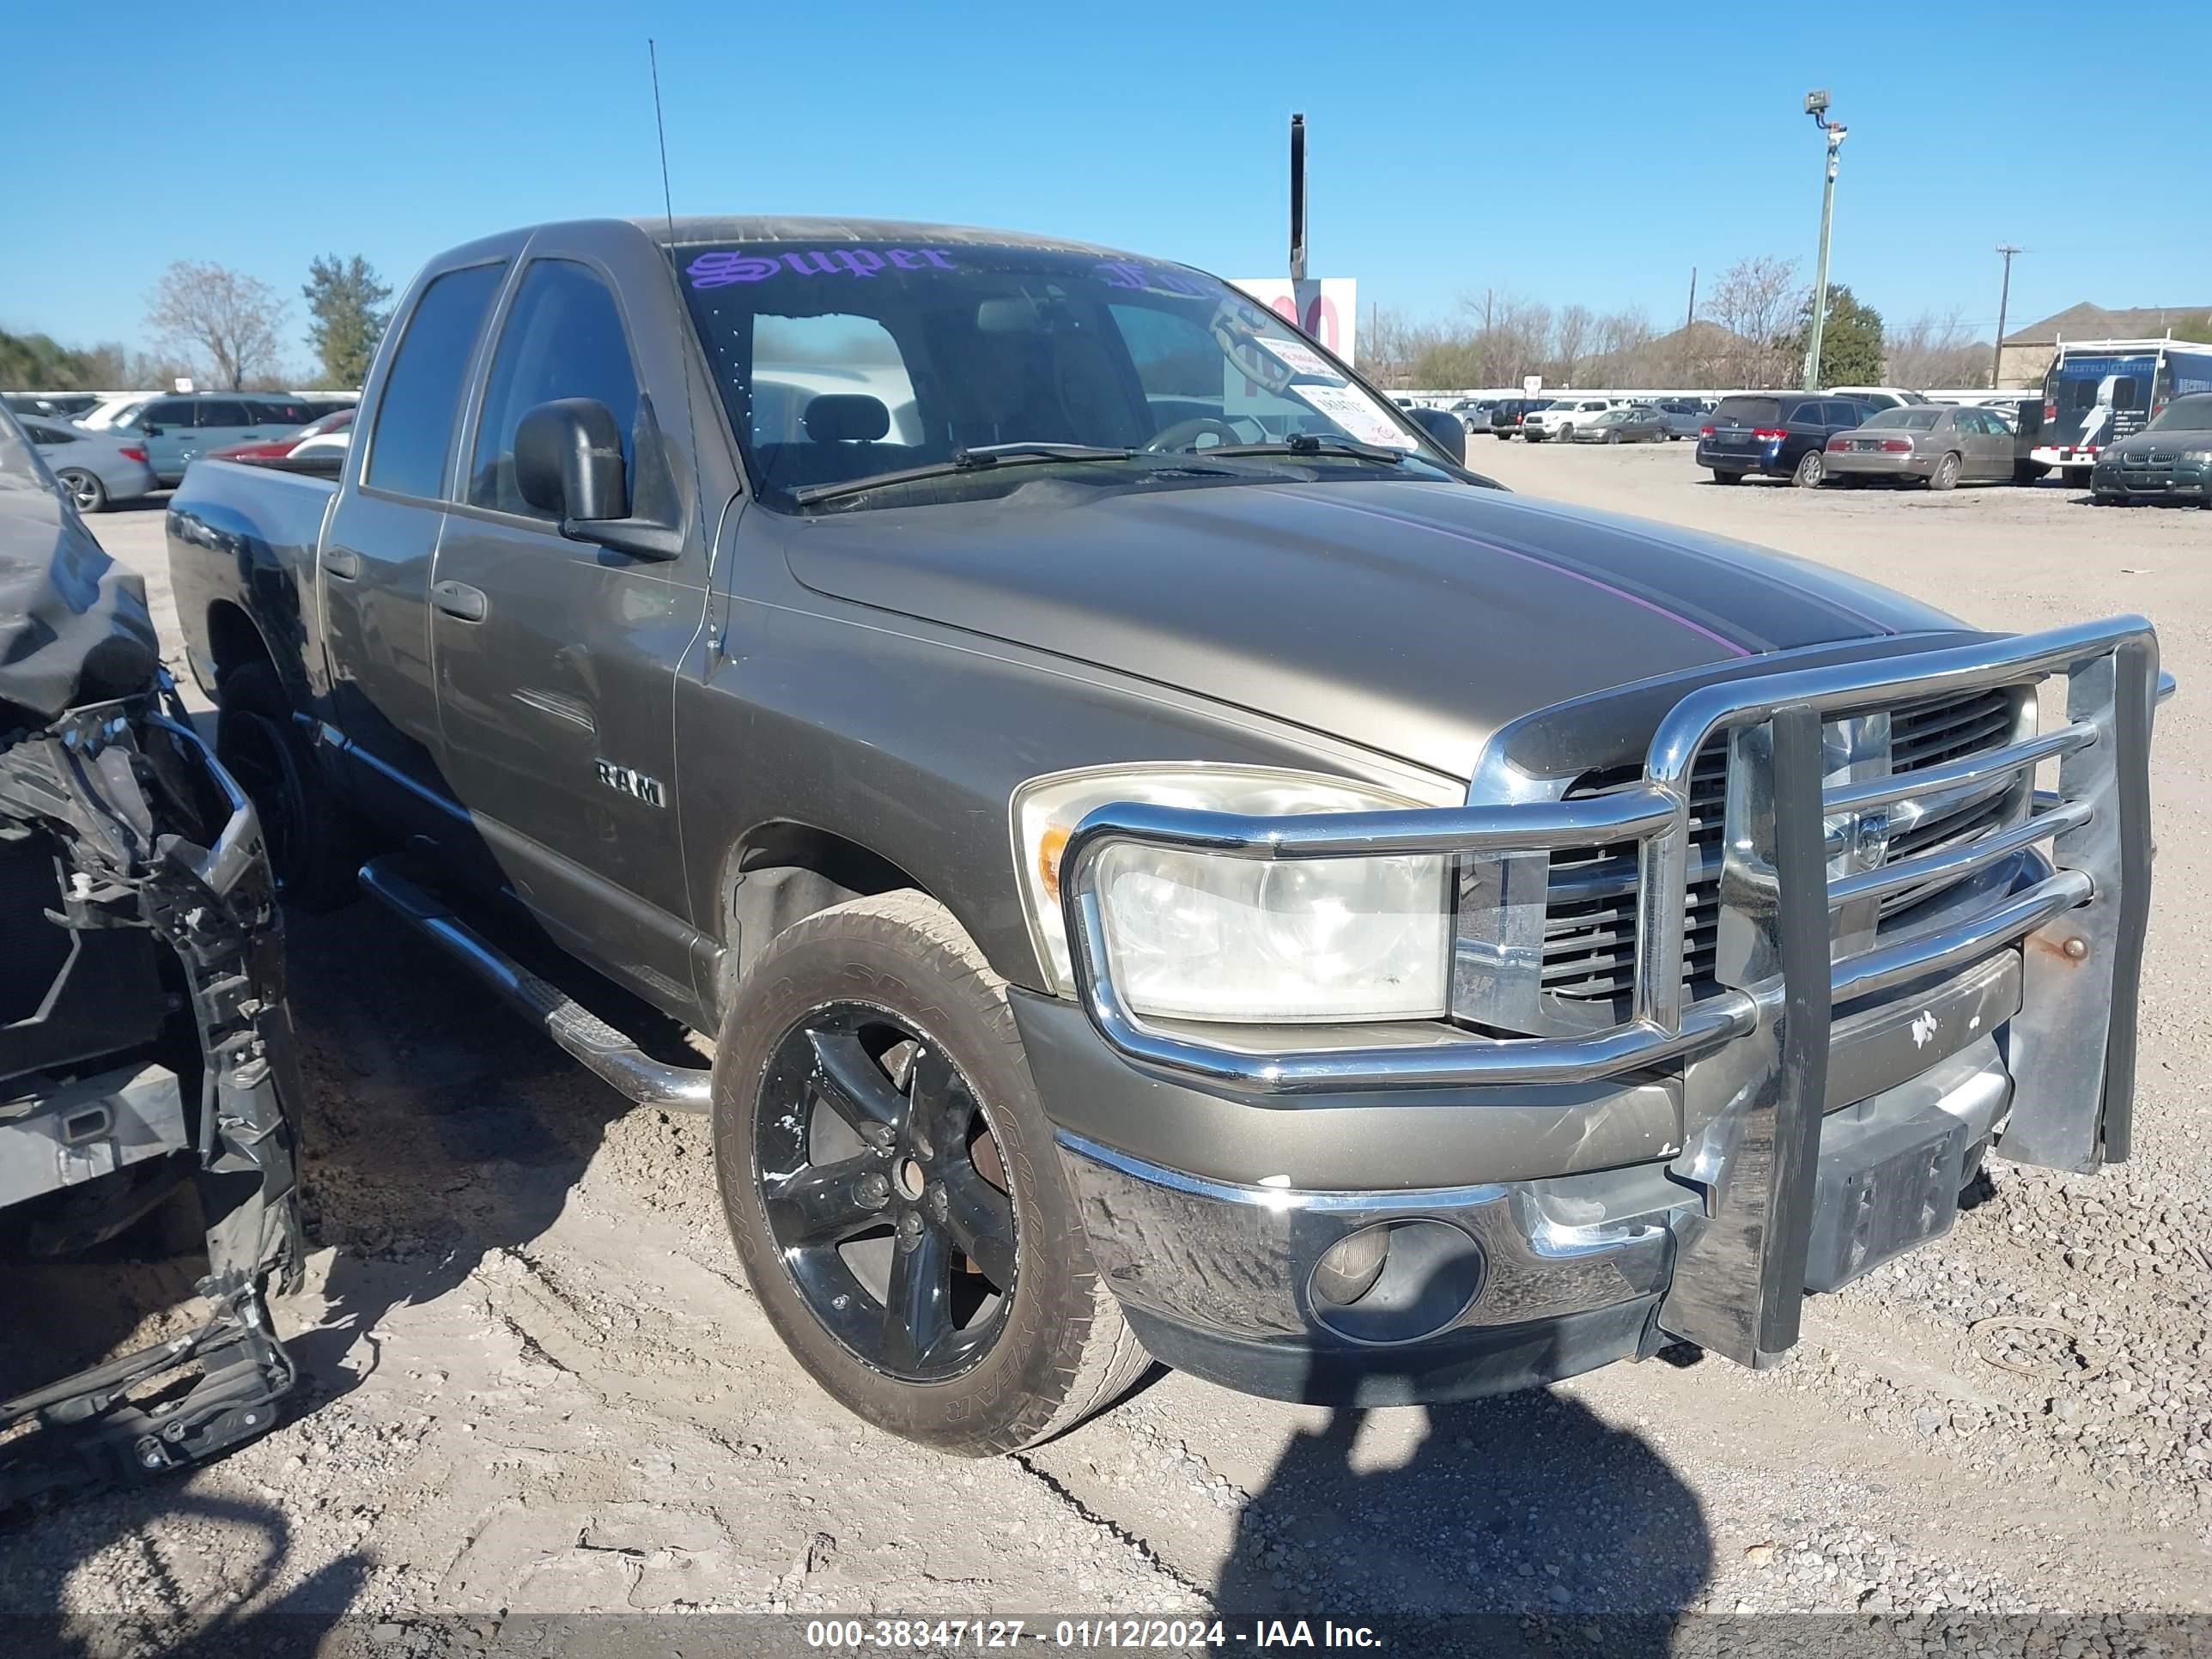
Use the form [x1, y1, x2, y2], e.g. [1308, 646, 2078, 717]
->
[6, 453, 2209, 1656]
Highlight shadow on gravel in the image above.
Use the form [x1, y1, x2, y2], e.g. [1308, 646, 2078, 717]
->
[273, 895, 643, 1402]
[1217, 1340, 1711, 1653]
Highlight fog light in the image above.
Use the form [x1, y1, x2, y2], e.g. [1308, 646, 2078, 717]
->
[1305, 1220, 1486, 1346]
[1313, 1228, 1390, 1306]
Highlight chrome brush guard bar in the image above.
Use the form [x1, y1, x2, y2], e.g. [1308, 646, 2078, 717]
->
[1060, 617, 2162, 1364]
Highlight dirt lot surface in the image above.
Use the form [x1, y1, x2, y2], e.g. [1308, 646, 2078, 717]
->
[7, 453, 2209, 1656]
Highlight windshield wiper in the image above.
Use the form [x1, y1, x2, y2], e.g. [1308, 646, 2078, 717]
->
[790, 443, 1139, 505]
[1195, 434, 1407, 465]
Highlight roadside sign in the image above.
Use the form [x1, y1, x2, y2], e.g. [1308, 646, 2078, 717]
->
[1522, 374, 1543, 395]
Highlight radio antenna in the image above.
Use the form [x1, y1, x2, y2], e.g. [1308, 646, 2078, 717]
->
[646, 38, 716, 651]
[649, 39, 678, 239]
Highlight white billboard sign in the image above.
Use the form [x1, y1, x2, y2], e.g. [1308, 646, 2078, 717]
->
[1231, 277, 1358, 366]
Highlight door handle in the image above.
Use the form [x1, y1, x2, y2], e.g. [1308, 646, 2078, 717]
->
[430, 579, 489, 623]
[321, 547, 362, 580]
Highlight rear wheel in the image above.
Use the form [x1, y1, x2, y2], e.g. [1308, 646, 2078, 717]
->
[216, 660, 362, 911]
[715, 891, 1149, 1454]
[56, 468, 107, 513]
[1792, 449, 1826, 489]
[1928, 452, 1961, 492]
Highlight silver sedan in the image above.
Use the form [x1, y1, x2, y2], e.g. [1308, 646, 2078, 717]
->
[18, 417, 159, 511]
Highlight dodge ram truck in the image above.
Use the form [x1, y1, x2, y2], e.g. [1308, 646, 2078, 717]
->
[166, 216, 2164, 1455]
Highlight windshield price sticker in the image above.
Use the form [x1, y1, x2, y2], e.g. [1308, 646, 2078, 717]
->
[1258, 337, 1344, 382]
[1290, 384, 1419, 449]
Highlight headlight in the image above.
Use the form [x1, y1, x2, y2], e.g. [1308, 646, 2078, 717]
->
[1012, 766, 1451, 1023]
[2183, 447, 2212, 465]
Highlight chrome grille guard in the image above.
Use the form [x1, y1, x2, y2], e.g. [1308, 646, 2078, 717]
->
[1060, 616, 2161, 1365]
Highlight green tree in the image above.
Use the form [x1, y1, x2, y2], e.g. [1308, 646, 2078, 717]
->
[301, 254, 392, 389]
[1789, 283, 1886, 387]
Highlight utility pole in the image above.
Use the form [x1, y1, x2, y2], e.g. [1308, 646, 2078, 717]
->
[1801, 90, 1848, 392]
[1991, 245, 2022, 390]
[1288, 112, 1307, 282]
[1684, 267, 1697, 381]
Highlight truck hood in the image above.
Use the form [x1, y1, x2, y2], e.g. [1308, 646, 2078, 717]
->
[785, 477, 1966, 780]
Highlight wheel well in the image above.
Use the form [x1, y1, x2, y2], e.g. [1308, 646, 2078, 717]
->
[715, 823, 934, 1012]
[205, 599, 274, 688]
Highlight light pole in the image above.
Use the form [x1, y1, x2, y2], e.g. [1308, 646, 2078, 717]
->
[1991, 245, 2022, 389]
[1802, 90, 1848, 392]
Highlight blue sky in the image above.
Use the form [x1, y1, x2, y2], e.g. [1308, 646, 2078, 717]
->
[9, 1, 2207, 368]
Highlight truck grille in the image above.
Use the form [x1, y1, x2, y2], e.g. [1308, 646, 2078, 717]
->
[1538, 685, 2021, 1004]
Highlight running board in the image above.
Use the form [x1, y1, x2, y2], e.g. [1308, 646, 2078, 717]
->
[358, 858, 713, 1113]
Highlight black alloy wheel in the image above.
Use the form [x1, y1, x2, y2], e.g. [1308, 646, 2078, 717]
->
[754, 1002, 1016, 1382]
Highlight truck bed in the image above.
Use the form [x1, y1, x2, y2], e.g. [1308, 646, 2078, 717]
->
[166, 459, 337, 700]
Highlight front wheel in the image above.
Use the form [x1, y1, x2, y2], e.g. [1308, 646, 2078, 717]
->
[714, 891, 1150, 1455]
[56, 468, 108, 513]
[1792, 449, 1826, 489]
[2063, 466, 2092, 489]
[1553, 426, 1572, 443]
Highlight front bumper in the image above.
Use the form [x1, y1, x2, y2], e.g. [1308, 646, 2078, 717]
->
[1049, 1037, 2013, 1405]
[2094, 459, 2211, 501]
[1043, 619, 2160, 1382]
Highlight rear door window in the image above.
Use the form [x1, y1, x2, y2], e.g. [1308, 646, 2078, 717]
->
[468, 259, 641, 517]
[197, 399, 251, 428]
[366, 261, 507, 500]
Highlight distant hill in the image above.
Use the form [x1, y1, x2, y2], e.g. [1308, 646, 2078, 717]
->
[2005, 302, 2212, 344]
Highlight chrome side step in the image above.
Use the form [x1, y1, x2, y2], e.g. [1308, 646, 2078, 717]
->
[358, 857, 713, 1114]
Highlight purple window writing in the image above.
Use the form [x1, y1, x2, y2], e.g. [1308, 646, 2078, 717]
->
[687, 247, 958, 289]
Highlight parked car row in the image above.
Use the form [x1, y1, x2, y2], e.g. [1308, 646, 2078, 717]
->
[0, 391, 361, 503]
[1478, 394, 1714, 442]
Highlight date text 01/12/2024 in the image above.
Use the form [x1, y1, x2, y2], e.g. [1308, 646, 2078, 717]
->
[800, 1620, 1382, 1650]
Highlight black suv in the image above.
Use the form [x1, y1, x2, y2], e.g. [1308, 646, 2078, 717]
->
[1488, 397, 1549, 439]
[1696, 394, 1875, 486]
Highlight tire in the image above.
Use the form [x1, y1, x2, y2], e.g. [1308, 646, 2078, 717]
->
[56, 467, 108, 513]
[2014, 460, 2051, 483]
[2063, 466, 2092, 489]
[1928, 452, 1961, 492]
[1792, 449, 1826, 489]
[1606, 430, 1621, 445]
[1711, 469, 1742, 485]
[714, 890, 1150, 1455]
[1554, 425, 1572, 443]
[215, 660, 363, 911]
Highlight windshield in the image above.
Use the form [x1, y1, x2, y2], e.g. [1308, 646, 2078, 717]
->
[1864, 409, 1942, 430]
[2149, 395, 2212, 432]
[672, 240, 1454, 507]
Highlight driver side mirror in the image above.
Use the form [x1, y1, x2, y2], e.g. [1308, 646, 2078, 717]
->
[516, 397, 629, 522]
[514, 396, 684, 562]
[1405, 405, 1467, 465]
